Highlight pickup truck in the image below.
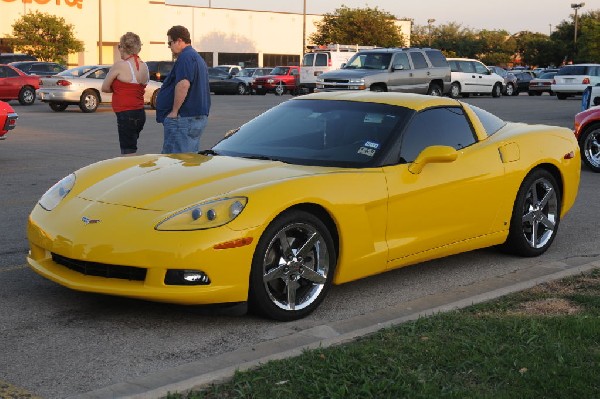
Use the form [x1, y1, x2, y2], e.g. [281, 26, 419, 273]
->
[252, 66, 300, 95]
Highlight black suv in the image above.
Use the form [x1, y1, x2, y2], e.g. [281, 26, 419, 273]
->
[0, 53, 37, 64]
[146, 61, 174, 82]
[9, 61, 66, 77]
[315, 48, 451, 96]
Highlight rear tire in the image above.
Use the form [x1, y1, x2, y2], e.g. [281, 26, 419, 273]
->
[492, 83, 502, 98]
[237, 83, 247, 95]
[426, 83, 442, 96]
[49, 102, 68, 112]
[501, 169, 561, 257]
[79, 90, 99, 113]
[150, 89, 159, 109]
[505, 83, 515, 96]
[579, 122, 600, 172]
[450, 82, 461, 98]
[370, 85, 386, 92]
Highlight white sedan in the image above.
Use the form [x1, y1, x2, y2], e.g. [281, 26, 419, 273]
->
[36, 65, 161, 113]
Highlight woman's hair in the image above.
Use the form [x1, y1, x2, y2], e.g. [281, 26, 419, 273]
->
[120, 32, 142, 55]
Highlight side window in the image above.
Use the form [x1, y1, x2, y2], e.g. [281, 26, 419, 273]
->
[409, 52, 428, 69]
[474, 62, 489, 74]
[315, 53, 328, 67]
[449, 60, 460, 72]
[392, 53, 411, 70]
[459, 61, 475, 73]
[425, 50, 449, 68]
[399, 107, 476, 163]
[89, 68, 108, 79]
[0, 66, 7, 78]
[6, 67, 19, 77]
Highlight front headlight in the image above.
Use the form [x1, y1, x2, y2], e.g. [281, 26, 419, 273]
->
[349, 78, 365, 84]
[155, 197, 248, 231]
[316, 77, 324, 83]
[39, 173, 76, 211]
[267, 78, 275, 84]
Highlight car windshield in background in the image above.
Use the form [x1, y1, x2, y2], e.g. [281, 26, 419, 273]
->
[213, 99, 413, 168]
[269, 67, 291, 75]
[237, 69, 255, 77]
[344, 53, 393, 70]
[57, 65, 97, 77]
[539, 72, 557, 79]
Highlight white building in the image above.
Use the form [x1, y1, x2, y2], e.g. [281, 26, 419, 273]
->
[0, 0, 411, 67]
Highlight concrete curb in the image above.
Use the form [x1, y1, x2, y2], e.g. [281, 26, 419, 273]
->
[69, 258, 600, 399]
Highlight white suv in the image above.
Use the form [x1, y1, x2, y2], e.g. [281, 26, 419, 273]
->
[551, 64, 600, 100]
[447, 58, 504, 98]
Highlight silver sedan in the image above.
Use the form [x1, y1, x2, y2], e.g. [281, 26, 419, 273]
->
[36, 65, 161, 113]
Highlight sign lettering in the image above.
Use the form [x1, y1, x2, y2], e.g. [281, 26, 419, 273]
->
[1, 0, 83, 9]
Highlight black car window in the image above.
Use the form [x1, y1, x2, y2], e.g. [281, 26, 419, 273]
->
[302, 53, 314, 67]
[399, 107, 476, 163]
[0, 66, 7, 78]
[5, 67, 19, 77]
[557, 65, 589, 75]
[467, 104, 505, 137]
[315, 53, 328, 67]
[409, 52, 428, 69]
[425, 50, 448, 68]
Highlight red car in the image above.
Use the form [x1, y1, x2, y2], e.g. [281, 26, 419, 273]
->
[252, 65, 300, 95]
[0, 100, 18, 140]
[574, 106, 600, 172]
[0, 64, 40, 105]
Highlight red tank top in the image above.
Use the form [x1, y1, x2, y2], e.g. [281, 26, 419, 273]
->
[111, 55, 147, 112]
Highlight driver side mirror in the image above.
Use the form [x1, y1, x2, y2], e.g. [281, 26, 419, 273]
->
[391, 64, 405, 71]
[408, 145, 458, 174]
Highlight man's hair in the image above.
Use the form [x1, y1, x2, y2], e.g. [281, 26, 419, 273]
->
[167, 25, 191, 44]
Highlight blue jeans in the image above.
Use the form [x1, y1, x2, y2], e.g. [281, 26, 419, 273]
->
[162, 115, 208, 153]
[116, 109, 146, 154]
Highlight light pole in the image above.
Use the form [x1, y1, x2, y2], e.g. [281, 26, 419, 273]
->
[427, 18, 436, 47]
[571, 2, 585, 53]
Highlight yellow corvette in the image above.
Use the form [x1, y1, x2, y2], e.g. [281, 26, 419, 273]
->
[27, 92, 580, 321]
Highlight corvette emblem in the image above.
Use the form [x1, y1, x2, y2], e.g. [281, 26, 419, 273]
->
[82, 216, 101, 225]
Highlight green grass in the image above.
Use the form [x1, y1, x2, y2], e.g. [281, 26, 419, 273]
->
[167, 269, 600, 399]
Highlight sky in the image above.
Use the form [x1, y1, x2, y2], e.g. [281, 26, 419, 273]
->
[170, 0, 600, 35]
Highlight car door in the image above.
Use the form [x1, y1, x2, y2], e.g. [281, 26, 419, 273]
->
[86, 67, 111, 102]
[0, 66, 23, 98]
[456, 60, 478, 93]
[405, 52, 431, 93]
[384, 106, 506, 266]
[387, 52, 415, 92]
[473, 61, 496, 93]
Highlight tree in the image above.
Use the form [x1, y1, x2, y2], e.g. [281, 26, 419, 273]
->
[11, 11, 84, 63]
[309, 6, 406, 48]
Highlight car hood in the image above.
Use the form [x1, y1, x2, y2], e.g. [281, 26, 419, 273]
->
[73, 154, 330, 211]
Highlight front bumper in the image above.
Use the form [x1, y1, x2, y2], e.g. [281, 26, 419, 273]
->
[27, 200, 258, 305]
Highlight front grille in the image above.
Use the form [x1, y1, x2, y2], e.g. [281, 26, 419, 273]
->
[323, 79, 350, 84]
[52, 253, 147, 281]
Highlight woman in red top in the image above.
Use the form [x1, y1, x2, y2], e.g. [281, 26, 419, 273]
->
[102, 32, 150, 155]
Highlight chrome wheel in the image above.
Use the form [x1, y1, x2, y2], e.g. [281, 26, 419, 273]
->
[450, 82, 461, 98]
[274, 83, 285, 96]
[503, 169, 561, 257]
[249, 211, 336, 320]
[19, 87, 35, 105]
[505, 83, 515, 96]
[580, 125, 600, 172]
[79, 90, 99, 113]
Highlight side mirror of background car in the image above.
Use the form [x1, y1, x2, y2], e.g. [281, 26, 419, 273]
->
[409, 145, 458, 174]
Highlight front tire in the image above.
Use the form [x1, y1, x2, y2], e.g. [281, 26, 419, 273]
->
[18, 86, 36, 105]
[79, 90, 99, 113]
[502, 169, 561, 257]
[450, 82, 461, 98]
[579, 123, 600, 172]
[505, 83, 515, 96]
[237, 83, 247, 95]
[248, 210, 337, 321]
[274, 83, 286, 96]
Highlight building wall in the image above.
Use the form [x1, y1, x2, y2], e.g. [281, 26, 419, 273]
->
[0, 0, 411, 67]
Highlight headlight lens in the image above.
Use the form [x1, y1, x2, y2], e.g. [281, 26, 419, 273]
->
[267, 78, 274, 84]
[39, 173, 76, 211]
[349, 78, 365, 84]
[155, 197, 248, 231]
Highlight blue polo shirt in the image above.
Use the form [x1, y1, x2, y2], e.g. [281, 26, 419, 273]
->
[155, 46, 211, 123]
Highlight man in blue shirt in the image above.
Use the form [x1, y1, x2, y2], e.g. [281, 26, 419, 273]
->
[156, 25, 211, 153]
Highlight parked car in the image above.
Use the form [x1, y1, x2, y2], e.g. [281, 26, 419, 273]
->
[0, 64, 40, 105]
[36, 65, 162, 113]
[214, 65, 242, 76]
[447, 58, 503, 98]
[0, 53, 37, 64]
[235, 67, 273, 94]
[488, 66, 518, 96]
[0, 100, 18, 140]
[512, 71, 535, 94]
[27, 92, 580, 321]
[300, 44, 373, 93]
[315, 48, 451, 96]
[528, 71, 559, 96]
[146, 60, 174, 82]
[551, 64, 600, 100]
[208, 67, 247, 95]
[253, 65, 301, 95]
[574, 105, 600, 172]
[9, 61, 66, 77]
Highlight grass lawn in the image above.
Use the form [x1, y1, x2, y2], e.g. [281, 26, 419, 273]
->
[167, 269, 600, 399]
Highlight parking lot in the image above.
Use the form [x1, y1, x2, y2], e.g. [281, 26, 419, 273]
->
[1, 93, 599, 398]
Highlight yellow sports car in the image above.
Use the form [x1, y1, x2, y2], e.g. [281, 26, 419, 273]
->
[27, 92, 581, 321]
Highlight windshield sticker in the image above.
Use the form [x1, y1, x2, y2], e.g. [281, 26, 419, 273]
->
[364, 113, 384, 123]
[364, 141, 380, 149]
[357, 147, 376, 157]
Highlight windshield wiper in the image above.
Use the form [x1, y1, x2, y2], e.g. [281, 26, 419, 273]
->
[241, 154, 287, 163]
[198, 149, 220, 156]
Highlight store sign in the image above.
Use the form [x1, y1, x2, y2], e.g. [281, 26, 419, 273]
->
[1, 0, 83, 9]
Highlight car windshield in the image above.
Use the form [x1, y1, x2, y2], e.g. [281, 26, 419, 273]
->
[270, 67, 290, 75]
[237, 69, 255, 77]
[213, 99, 413, 168]
[57, 65, 97, 77]
[344, 53, 392, 70]
[538, 72, 557, 79]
